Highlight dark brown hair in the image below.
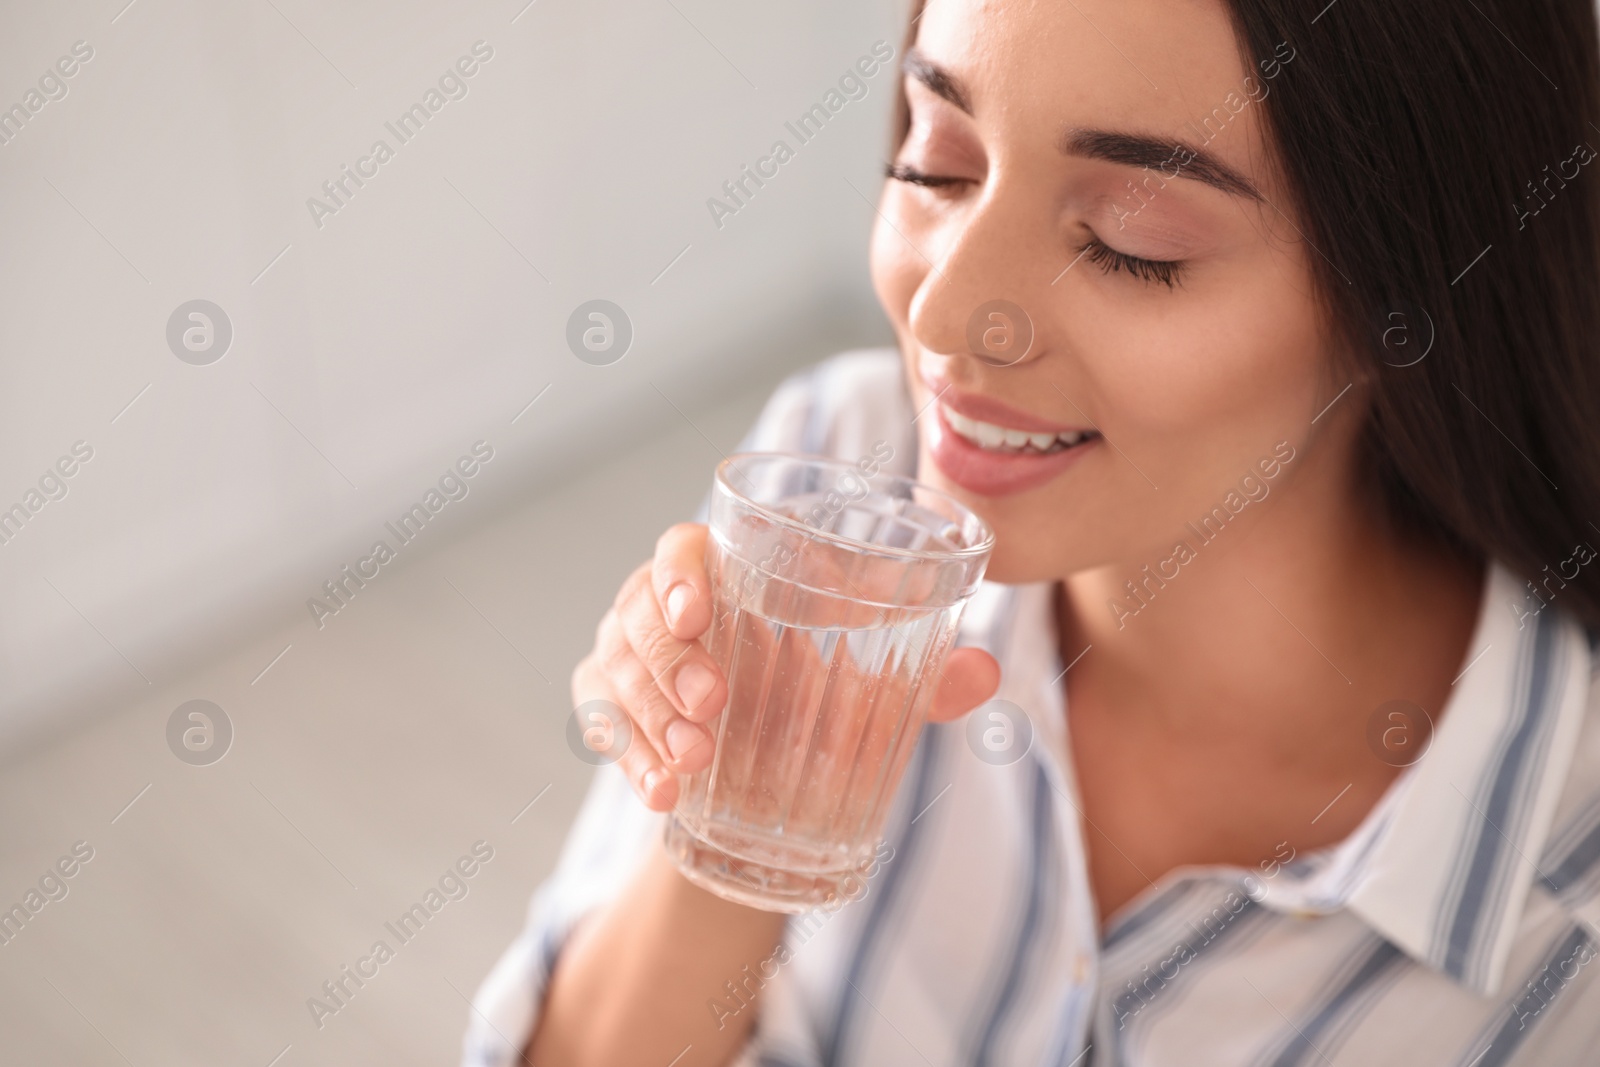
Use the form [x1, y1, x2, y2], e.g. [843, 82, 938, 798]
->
[894, 0, 1600, 626]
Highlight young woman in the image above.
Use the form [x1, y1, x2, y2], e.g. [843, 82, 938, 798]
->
[465, 1, 1600, 1063]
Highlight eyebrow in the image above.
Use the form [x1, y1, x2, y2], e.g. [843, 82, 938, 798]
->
[903, 47, 971, 114]
[901, 47, 1262, 203]
[1061, 128, 1262, 201]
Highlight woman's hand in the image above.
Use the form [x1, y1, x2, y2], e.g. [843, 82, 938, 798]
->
[573, 522, 1003, 812]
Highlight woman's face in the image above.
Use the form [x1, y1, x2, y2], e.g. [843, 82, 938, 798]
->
[873, 0, 1351, 582]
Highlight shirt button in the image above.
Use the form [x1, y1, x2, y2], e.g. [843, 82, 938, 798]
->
[1074, 954, 1091, 982]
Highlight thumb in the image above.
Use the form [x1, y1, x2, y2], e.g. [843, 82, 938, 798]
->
[928, 647, 1001, 723]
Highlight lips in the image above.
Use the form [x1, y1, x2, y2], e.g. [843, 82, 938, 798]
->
[923, 382, 1101, 496]
[933, 383, 1086, 434]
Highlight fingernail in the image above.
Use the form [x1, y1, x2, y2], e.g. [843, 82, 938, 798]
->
[666, 718, 708, 762]
[665, 583, 697, 628]
[644, 768, 671, 803]
[676, 662, 716, 714]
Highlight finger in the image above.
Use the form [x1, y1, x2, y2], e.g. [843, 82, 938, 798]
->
[651, 523, 713, 640]
[618, 563, 728, 725]
[571, 655, 677, 810]
[619, 730, 678, 811]
[597, 609, 716, 775]
[927, 647, 1001, 723]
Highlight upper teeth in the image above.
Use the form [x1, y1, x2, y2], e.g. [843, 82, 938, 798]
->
[940, 402, 1091, 453]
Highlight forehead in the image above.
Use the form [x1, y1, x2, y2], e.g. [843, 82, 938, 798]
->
[911, 0, 1270, 169]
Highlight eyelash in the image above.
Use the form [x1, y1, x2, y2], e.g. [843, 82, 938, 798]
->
[884, 161, 968, 189]
[886, 163, 1186, 289]
[1078, 239, 1185, 289]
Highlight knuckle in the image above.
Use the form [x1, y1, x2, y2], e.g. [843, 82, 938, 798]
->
[626, 675, 674, 731]
[597, 628, 634, 678]
[620, 667, 678, 738]
[635, 623, 683, 674]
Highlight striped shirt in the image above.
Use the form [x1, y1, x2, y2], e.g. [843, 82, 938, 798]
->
[463, 348, 1600, 1066]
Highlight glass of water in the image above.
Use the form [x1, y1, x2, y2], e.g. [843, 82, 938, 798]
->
[663, 452, 994, 912]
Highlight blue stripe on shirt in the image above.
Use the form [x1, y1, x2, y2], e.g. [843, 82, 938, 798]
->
[1539, 794, 1600, 900]
[1440, 610, 1561, 986]
[1262, 938, 1406, 1067]
[971, 759, 1056, 1066]
[824, 727, 946, 1066]
[1460, 923, 1595, 1067]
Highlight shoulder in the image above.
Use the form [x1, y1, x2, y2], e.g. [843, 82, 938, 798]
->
[736, 347, 917, 476]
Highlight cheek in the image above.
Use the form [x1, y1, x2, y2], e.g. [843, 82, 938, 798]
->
[1083, 272, 1327, 461]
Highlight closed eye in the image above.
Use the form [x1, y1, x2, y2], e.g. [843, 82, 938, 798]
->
[1079, 238, 1185, 289]
[885, 162, 972, 189]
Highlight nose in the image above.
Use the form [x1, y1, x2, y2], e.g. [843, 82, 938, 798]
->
[906, 187, 1052, 369]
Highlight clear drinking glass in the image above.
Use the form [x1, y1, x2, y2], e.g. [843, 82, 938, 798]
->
[663, 452, 995, 912]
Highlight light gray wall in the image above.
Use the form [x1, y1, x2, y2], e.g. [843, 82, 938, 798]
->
[0, 379, 795, 1064]
[0, 0, 907, 1062]
[0, 0, 904, 747]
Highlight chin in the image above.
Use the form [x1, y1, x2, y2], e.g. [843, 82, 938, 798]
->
[916, 448, 1063, 585]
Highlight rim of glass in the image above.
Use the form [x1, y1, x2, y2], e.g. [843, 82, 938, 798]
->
[713, 451, 997, 562]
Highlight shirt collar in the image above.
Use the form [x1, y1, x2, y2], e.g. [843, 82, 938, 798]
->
[1337, 560, 1593, 995]
[961, 561, 1594, 998]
